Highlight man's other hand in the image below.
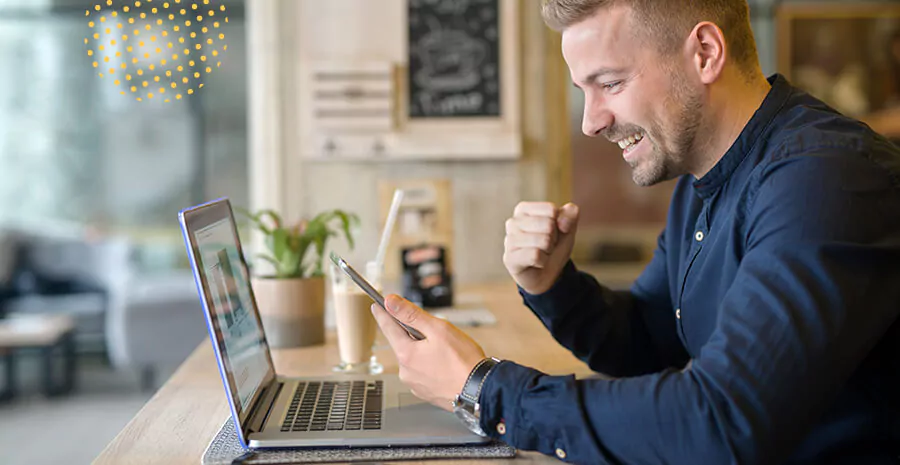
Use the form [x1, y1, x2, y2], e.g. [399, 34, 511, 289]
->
[503, 201, 580, 295]
[371, 295, 486, 411]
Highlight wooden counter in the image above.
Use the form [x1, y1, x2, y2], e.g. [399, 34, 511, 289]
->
[94, 281, 595, 464]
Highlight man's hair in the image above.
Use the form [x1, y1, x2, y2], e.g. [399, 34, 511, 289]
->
[542, 0, 759, 74]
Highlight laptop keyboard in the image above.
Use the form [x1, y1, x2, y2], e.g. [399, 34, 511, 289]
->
[281, 381, 383, 432]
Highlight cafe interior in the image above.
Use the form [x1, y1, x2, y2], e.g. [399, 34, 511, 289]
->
[1, 0, 899, 463]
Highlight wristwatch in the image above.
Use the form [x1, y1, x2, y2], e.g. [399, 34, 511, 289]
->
[452, 357, 501, 437]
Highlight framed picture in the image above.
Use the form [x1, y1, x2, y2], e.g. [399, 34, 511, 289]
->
[777, 3, 900, 136]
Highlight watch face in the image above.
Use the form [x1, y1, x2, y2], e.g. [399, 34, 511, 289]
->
[453, 408, 487, 437]
[453, 407, 475, 422]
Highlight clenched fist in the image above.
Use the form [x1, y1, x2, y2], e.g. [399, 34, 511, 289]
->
[502, 202, 580, 295]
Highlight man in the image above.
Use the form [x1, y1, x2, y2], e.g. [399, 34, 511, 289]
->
[0, 231, 24, 320]
[370, 0, 900, 463]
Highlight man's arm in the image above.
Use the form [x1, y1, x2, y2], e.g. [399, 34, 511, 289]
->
[519, 231, 688, 377]
[479, 154, 900, 464]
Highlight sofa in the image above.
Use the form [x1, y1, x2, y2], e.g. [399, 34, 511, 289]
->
[0, 227, 207, 391]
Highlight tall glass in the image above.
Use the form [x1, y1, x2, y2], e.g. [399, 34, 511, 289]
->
[329, 260, 384, 375]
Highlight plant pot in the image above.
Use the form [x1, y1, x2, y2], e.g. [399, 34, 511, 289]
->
[251, 276, 325, 348]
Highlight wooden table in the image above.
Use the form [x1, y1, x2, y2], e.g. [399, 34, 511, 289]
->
[0, 313, 77, 401]
[94, 281, 595, 464]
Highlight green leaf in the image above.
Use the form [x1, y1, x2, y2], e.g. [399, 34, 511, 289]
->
[271, 228, 289, 261]
[245, 207, 360, 280]
[237, 207, 272, 235]
[311, 232, 328, 276]
[256, 210, 283, 230]
[332, 210, 358, 250]
[255, 254, 281, 276]
[309, 269, 325, 278]
[282, 248, 303, 278]
[304, 210, 358, 275]
[296, 237, 312, 276]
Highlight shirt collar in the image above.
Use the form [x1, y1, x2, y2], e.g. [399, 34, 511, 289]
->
[692, 74, 793, 199]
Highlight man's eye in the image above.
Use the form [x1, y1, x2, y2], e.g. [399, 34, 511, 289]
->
[602, 81, 622, 90]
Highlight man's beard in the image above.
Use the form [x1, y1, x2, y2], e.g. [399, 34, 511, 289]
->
[629, 74, 703, 187]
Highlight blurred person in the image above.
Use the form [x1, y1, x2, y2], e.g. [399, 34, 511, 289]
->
[370, 1, 900, 464]
[0, 230, 21, 320]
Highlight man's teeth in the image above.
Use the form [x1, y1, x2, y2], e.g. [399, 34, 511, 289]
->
[617, 133, 643, 150]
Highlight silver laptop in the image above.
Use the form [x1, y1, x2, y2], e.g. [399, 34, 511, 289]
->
[179, 198, 488, 449]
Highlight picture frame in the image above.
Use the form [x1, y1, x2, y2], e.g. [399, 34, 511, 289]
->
[377, 179, 454, 285]
[776, 3, 900, 136]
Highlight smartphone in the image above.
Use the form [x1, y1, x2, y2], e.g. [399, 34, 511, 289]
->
[330, 252, 427, 341]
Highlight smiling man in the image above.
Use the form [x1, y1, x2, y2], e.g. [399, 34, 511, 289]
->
[370, 1, 900, 464]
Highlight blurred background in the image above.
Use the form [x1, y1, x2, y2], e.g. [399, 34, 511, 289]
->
[0, 0, 897, 463]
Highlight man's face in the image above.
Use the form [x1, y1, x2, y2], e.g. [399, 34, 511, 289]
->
[562, 6, 703, 186]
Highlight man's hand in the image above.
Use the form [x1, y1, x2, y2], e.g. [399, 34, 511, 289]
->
[503, 202, 580, 295]
[371, 295, 486, 411]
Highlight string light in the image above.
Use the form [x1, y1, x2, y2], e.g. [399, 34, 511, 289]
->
[85, 0, 227, 102]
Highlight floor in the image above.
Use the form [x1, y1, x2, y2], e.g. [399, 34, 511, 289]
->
[0, 354, 167, 465]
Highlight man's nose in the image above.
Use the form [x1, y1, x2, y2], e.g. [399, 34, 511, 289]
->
[582, 103, 614, 138]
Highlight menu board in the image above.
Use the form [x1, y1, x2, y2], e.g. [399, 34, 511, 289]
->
[408, 0, 501, 118]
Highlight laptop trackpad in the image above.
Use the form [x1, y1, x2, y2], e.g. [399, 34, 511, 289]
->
[395, 392, 485, 438]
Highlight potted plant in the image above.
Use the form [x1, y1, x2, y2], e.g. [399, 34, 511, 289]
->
[241, 208, 359, 348]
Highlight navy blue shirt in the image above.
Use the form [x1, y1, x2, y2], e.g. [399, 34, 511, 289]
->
[479, 75, 900, 464]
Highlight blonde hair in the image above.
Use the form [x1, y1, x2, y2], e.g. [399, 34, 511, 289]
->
[542, 0, 759, 73]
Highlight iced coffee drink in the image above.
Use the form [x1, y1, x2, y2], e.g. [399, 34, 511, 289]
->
[330, 260, 384, 374]
[333, 288, 378, 365]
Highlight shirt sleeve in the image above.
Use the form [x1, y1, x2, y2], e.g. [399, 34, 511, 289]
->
[519, 230, 687, 377]
[481, 153, 900, 464]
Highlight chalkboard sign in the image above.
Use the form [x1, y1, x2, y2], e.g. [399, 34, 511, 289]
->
[408, 0, 501, 118]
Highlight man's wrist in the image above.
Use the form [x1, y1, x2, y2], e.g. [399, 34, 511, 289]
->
[457, 357, 501, 413]
[475, 359, 501, 409]
[452, 357, 501, 437]
[519, 260, 578, 297]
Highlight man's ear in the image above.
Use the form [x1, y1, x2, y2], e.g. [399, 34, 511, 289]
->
[686, 21, 727, 84]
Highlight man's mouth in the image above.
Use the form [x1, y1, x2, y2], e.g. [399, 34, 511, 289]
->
[614, 132, 644, 158]
[615, 132, 643, 149]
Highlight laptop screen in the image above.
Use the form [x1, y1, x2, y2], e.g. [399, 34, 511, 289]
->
[193, 216, 271, 413]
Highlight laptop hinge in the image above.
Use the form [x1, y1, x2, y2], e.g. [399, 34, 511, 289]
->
[247, 380, 283, 434]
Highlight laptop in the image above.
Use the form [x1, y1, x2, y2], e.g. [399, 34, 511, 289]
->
[179, 198, 489, 449]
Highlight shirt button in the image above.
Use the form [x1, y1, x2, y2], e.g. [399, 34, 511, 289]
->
[555, 448, 567, 460]
[695, 231, 705, 242]
[676, 308, 681, 319]
[496, 421, 506, 435]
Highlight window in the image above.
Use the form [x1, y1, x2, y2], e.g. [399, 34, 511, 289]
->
[0, 0, 247, 273]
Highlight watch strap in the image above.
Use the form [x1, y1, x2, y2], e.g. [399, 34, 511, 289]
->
[460, 357, 500, 406]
